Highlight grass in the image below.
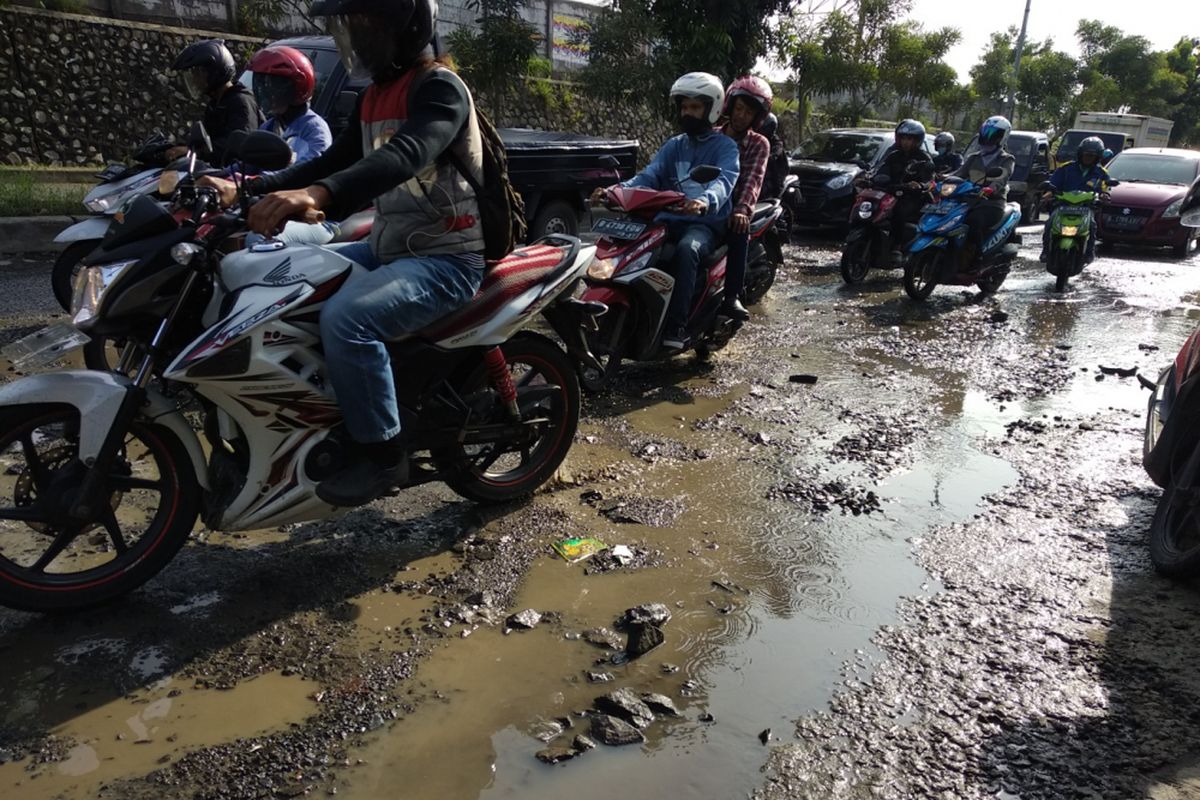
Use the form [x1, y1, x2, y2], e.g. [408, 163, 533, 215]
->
[0, 173, 88, 216]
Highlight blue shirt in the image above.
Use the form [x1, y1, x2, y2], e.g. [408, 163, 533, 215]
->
[1048, 161, 1110, 193]
[253, 108, 333, 177]
[621, 132, 740, 229]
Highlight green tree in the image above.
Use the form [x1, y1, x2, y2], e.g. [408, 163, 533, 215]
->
[1016, 45, 1078, 132]
[446, 0, 541, 105]
[235, 0, 319, 36]
[880, 22, 961, 118]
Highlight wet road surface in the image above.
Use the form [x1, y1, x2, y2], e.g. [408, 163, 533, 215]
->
[1, 233, 1199, 799]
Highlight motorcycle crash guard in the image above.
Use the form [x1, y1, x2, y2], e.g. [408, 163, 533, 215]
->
[53, 216, 112, 245]
[0, 371, 209, 489]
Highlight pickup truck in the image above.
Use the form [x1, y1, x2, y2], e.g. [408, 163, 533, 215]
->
[241, 36, 638, 240]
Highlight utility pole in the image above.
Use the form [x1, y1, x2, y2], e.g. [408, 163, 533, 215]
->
[1008, 0, 1032, 122]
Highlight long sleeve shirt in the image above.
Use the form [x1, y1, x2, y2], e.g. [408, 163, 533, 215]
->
[621, 131, 740, 229]
[1047, 161, 1110, 193]
[718, 124, 770, 217]
[205, 83, 264, 168]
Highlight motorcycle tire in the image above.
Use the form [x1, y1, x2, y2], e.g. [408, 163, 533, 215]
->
[840, 237, 871, 285]
[903, 251, 940, 301]
[1149, 483, 1200, 578]
[52, 239, 101, 311]
[1055, 272, 1069, 293]
[0, 404, 200, 612]
[437, 333, 580, 505]
[743, 242, 777, 306]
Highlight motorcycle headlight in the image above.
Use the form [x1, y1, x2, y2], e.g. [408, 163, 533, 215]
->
[827, 173, 854, 191]
[1164, 198, 1184, 219]
[1060, 226, 1079, 237]
[587, 256, 617, 281]
[857, 201, 874, 219]
[940, 183, 956, 198]
[171, 243, 203, 266]
[71, 259, 137, 329]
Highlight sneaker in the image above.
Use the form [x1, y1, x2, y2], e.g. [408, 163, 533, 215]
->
[316, 437, 409, 507]
[720, 298, 750, 322]
[661, 327, 691, 354]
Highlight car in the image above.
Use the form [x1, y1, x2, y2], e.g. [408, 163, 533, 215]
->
[964, 130, 1050, 224]
[1096, 147, 1200, 258]
[787, 128, 935, 228]
[240, 36, 638, 241]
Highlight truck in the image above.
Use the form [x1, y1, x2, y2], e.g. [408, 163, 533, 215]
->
[1053, 112, 1175, 166]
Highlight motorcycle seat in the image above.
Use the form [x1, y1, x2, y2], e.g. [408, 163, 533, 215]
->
[418, 243, 575, 341]
[752, 201, 779, 220]
[329, 208, 375, 243]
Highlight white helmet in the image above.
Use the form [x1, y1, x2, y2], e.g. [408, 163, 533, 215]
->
[669, 72, 725, 124]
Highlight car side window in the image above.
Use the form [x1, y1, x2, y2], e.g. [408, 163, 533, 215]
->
[307, 48, 340, 105]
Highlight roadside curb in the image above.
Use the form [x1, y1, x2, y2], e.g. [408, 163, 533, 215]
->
[0, 216, 78, 255]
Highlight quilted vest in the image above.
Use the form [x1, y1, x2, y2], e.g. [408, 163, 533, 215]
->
[360, 67, 485, 261]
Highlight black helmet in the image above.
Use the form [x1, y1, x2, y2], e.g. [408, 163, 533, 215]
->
[310, 0, 437, 81]
[934, 131, 955, 153]
[757, 112, 779, 140]
[173, 40, 236, 100]
[895, 118, 926, 139]
[1077, 136, 1105, 163]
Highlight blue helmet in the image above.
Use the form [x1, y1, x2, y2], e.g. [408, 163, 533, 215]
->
[978, 115, 1011, 148]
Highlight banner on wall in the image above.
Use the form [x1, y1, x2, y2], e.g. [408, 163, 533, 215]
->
[551, 12, 590, 66]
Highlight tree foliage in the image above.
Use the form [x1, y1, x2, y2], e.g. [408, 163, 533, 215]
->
[445, 0, 542, 101]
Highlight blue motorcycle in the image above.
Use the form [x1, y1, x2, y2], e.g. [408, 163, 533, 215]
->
[902, 170, 1022, 302]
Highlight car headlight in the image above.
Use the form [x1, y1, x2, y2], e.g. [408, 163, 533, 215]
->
[827, 173, 854, 191]
[1164, 198, 1184, 219]
[587, 256, 617, 281]
[71, 260, 137, 329]
[1060, 226, 1079, 237]
[857, 201, 874, 219]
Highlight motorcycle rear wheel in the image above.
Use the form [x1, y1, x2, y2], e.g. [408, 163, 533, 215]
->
[903, 251, 940, 301]
[1149, 484, 1200, 578]
[743, 242, 777, 306]
[0, 405, 199, 611]
[437, 334, 580, 505]
[840, 237, 871, 285]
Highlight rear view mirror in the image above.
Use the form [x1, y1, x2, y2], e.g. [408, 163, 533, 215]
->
[230, 130, 294, 172]
[1181, 208, 1200, 228]
[689, 165, 722, 184]
[187, 121, 212, 159]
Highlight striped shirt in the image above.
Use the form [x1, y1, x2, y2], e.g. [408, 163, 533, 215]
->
[718, 124, 770, 217]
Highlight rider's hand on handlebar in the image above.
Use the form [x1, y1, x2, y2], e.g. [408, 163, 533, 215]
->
[679, 198, 708, 216]
[248, 186, 331, 236]
[165, 145, 188, 161]
[196, 176, 239, 209]
[589, 186, 610, 207]
[729, 212, 750, 234]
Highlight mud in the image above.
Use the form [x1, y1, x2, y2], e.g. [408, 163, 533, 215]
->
[2, 234, 1199, 799]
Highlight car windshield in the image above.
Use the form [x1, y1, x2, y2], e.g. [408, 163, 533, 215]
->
[793, 133, 886, 164]
[1106, 154, 1200, 186]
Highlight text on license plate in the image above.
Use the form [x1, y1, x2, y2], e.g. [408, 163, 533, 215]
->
[594, 218, 648, 240]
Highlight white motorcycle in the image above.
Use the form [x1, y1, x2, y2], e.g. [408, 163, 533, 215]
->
[0, 127, 605, 612]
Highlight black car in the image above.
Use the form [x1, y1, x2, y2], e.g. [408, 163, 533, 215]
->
[241, 36, 639, 240]
[788, 128, 935, 228]
[964, 130, 1051, 223]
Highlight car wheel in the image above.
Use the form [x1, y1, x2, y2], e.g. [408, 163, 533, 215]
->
[531, 200, 579, 241]
[1173, 232, 1196, 259]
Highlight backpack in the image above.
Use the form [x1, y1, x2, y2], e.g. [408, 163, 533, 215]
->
[445, 105, 528, 261]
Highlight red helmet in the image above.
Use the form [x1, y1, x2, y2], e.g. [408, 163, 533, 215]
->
[724, 75, 773, 119]
[248, 46, 316, 112]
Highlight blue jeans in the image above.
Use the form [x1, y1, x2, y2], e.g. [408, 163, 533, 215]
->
[322, 242, 485, 443]
[724, 229, 750, 302]
[667, 224, 718, 332]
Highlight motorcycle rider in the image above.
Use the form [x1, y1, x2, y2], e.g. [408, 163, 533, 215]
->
[933, 131, 963, 173]
[202, 0, 487, 508]
[1039, 135, 1110, 264]
[953, 115, 1015, 270]
[590, 72, 738, 353]
[169, 40, 264, 166]
[864, 119, 933, 261]
[757, 112, 791, 202]
[717, 76, 772, 322]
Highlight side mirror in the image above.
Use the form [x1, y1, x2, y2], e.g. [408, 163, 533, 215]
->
[986, 166, 1005, 178]
[689, 165, 722, 184]
[187, 121, 212, 159]
[1181, 208, 1200, 228]
[334, 90, 359, 119]
[229, 130, 294, 172]
[1107, 179, 1120, 188]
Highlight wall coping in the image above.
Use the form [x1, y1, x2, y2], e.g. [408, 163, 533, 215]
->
[1, 5, 266, 44]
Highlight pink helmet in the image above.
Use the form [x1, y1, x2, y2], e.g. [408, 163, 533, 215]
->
[724, 75, 774, 119]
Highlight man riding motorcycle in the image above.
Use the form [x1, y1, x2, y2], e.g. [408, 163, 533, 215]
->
[169, 39, 264, 166]
[1039, 135, 1110, 264]
[202, 0, 488, 508]
[953, 115, 1016, 269]
[862, 119, 933, 261]
[718, 76, 773, 322]
[933, 131, 963, 173]
[590, 72, 738, 353]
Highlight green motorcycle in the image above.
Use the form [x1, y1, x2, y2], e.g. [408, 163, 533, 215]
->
[1042, 182, 1111, 293]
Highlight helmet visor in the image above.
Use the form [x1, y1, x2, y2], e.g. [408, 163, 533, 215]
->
[182, 66, 210, 100]
[253, 73, 296, 115]
[327, 14, 398, 81]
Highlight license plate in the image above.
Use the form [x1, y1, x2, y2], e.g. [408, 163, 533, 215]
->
[921, 204, 950, 215]
[1, 322, 91, 371]
[1105, 215, 1143, 231]
[593, 217, 648, 240]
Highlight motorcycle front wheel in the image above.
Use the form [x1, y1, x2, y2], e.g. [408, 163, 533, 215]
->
[0, 405, 199, 611]
[437, 334, 580, 504]
[1150, 483, 1200, 578]
[903, 250, 941, 301]
[840, 236, 871, 285]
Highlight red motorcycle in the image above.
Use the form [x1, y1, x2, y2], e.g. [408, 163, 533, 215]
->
[840, 172, 928, 285]
[579, 167, 783, 391]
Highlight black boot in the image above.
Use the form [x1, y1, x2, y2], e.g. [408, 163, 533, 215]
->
[316, 434, 409, 507]
[721, 298, 750, 322]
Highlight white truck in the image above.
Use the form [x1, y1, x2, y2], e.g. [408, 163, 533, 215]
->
[1073, 112, 1174, 149]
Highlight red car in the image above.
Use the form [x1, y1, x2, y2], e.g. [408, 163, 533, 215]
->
[1097, 147, 1200, 258]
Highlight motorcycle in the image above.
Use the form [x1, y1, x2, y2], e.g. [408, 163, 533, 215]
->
[902, 169, 1022, 302]
[839, 172, 931, 285]
[777, 174, 803, 239]
[0, 125, 604, 612]
[578, 168, 783, 391]
[1041, 181, 1112, 293]
[52, 133, 189, 310]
